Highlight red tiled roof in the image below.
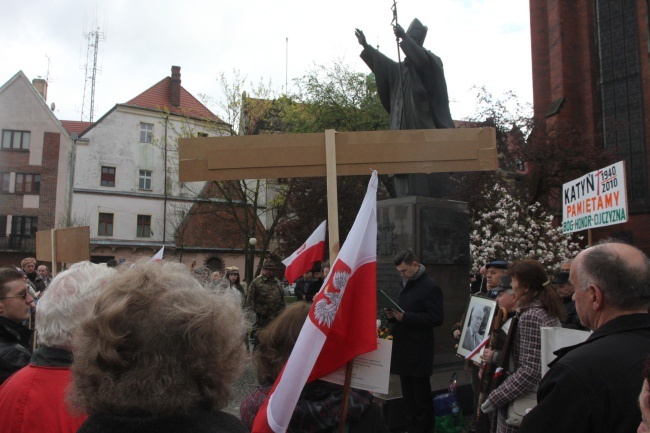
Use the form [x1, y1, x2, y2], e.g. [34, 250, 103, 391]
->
[60, 120, 93, 136]
[125, 77, 222, 123]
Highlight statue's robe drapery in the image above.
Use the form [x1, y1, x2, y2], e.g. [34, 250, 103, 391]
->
[360, 36, 455, 197]
[360, 36, 455, 130]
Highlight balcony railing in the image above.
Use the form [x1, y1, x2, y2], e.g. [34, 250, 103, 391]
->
[0, 235, 36, 252]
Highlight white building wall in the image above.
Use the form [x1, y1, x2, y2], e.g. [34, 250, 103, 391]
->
[72, 105, 220, 246]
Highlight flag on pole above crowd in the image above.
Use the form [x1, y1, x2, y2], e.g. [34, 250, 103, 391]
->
[282, 220, 327, 284]
[252, 171, 379, 433]
[148, 246, 164, 262]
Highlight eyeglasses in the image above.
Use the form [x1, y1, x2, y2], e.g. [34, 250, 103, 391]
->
[0, 290, 29, 300]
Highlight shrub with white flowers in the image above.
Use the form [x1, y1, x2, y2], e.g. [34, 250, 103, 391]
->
[470, 183, 583, 272]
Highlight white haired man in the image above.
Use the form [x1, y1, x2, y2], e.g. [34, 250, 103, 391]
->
[0, 261, 115, 433]
[520, 241, 650, 433]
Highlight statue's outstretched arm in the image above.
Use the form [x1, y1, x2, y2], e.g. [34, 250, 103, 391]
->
[355, 28, 369, 49]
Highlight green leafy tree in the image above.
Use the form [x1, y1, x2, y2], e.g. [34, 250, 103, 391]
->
[273, 61, 391, 258]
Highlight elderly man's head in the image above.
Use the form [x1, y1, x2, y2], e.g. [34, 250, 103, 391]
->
[36, 262, 115, 350]
[469, 307, 486, 334]
[570, 241, 650, 330]
[485, 261, 508, 289]
[552, 271, 573, 299]
[37, 265, 49, 279]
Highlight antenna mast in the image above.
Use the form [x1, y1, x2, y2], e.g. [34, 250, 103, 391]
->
[45, 54, 52, 83]
[80, 26, 104, 122]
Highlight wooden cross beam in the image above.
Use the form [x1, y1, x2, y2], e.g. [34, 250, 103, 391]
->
[179, 128, 497, 181]
[178, 127, 497, 259]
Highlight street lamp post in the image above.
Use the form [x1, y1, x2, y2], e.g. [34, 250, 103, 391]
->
[246, 237, 258, 285]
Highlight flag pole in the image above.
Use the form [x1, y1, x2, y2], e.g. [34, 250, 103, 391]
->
[325, 129, 340, 262]
[337, 363, 355, 433]
[325, 129, 354, 433]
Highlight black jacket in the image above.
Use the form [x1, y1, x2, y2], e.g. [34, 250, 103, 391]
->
[390, 265, 444, 377]
[0, 316, 32, 385]
[294, 277, 311, 301]
[78, 410, 248, 433]
[519, 313, 650, 433]
[27, 271, 45, 292]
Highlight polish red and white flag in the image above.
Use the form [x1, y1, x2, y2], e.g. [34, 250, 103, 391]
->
[252, 171, 379, 433]
[148, 246, 164, 263]
[282, 220, 327, 284]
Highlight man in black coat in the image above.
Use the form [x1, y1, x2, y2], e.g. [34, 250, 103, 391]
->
[519, 241, 650, 433]
[293, 270, 313, 302]
[0, 267, 34, 385]
[386, 250, 444, 433]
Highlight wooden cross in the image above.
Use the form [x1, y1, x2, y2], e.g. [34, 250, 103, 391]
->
[179, 127, 497, 260]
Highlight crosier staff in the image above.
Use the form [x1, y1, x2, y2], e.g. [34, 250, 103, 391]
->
[391, 0, 405, 129]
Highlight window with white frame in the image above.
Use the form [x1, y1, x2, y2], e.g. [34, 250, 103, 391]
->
[136, 215, 151, 237]
[140, 123, 153, 143]
[2, 130, 30, 150]
[139, 170, 152, 190]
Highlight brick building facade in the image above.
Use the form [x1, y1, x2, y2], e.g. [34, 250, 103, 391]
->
[530, 0, 650, 252]
[0, 72, 71, 267]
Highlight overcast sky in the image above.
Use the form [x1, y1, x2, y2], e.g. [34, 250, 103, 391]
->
[0, 0, 532, 123]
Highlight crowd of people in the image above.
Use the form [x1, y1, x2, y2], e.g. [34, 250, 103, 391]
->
[0, 238, 649, 433]
[448, 241, 650, 433]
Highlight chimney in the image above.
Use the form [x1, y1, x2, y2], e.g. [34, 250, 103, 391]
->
[171, 66, 181, 107]
[32, 78, 48, 102]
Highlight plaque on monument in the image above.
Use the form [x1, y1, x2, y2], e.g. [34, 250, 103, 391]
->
[420, 206, 470, 265]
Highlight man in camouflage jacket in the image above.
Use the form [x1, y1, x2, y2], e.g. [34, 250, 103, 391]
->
[246, 260, 285, 347]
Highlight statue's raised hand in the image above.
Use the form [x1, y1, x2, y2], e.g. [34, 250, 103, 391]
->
[393, 24, 406, 39]
[355, 29, 368, 48]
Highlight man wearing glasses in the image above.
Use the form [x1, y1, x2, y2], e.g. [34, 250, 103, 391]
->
[0, 267, 34, 385]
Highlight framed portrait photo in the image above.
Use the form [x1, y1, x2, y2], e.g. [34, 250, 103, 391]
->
[456, 295, 498, 363]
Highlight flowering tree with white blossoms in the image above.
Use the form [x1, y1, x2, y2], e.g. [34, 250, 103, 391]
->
[470, 183, 583, 272]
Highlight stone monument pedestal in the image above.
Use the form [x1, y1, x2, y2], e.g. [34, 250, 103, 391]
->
[376, 196, 473, 429]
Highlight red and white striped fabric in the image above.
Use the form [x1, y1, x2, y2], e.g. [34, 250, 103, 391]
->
[148, 246, 164, 262]
[466, 335, 490, 360]
[252, 171, 379, 433]
[282, 220, 327, 284]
